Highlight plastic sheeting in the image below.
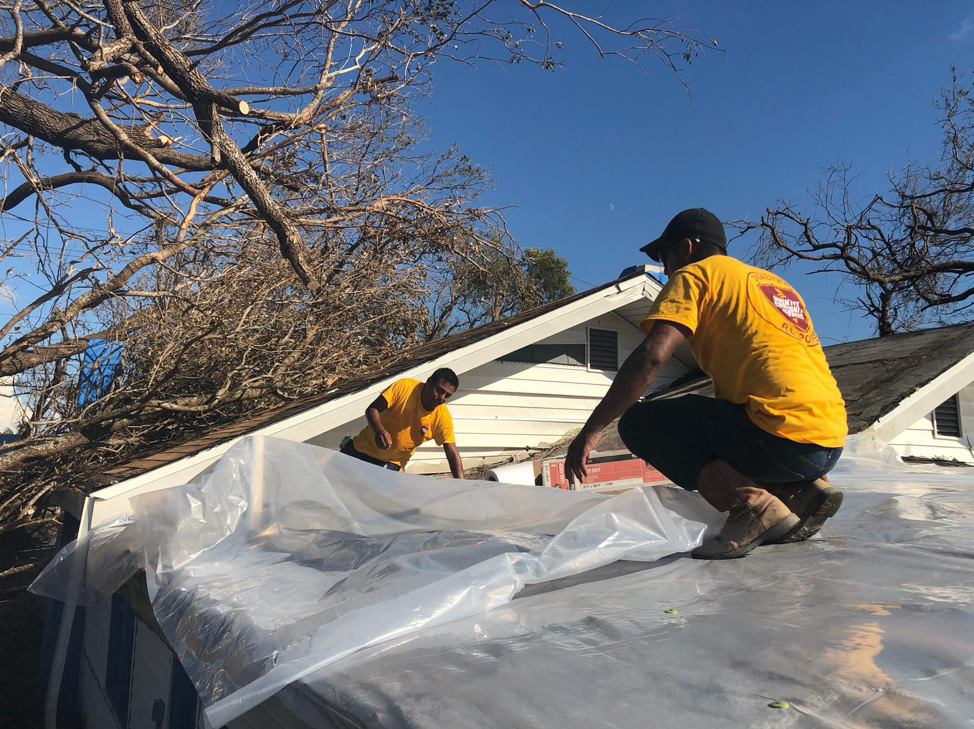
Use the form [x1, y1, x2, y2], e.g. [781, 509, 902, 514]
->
[256, 439, 974, 729]
[32, 436, 720, 727]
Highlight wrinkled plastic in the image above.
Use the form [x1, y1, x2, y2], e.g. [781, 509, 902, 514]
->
[265, 437, 974, 729]
[32, 435, 718, 726]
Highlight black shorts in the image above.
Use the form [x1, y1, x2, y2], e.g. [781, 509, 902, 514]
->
[340, 439, 402, 471]
[618, 395, 842, 490]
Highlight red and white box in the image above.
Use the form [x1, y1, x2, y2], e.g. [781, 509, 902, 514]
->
[542, 449, 670, 492]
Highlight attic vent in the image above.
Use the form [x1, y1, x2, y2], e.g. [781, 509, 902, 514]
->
[933, 395, 962, 438]
[588, 328, 618, 371]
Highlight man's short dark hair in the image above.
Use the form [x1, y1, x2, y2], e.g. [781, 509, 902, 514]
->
[429, 367, 459, 389]
[693, 239, 726, 260]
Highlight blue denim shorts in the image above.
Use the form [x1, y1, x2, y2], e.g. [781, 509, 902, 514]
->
[617, 395, 842, 490]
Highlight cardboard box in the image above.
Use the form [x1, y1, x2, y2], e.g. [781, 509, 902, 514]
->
[542, 449, 670, 492]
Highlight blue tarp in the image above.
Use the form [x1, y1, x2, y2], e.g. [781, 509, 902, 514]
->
[77, 339, 122, 407]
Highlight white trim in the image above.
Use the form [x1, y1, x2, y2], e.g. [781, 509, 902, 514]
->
[642, 279, 664, 300]
[867, 350, 974, 444]
[88, 274, 660, 515]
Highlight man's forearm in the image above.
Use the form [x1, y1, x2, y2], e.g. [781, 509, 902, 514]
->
[583, 346, 662, 434]
[366, 407, 384, 433]
[582, 321, 688, 435]
[445, 446, 464, 479]
[565, 322, 687, 485]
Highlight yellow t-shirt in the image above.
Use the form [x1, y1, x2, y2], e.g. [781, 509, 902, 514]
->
[352, 378, 456, 468]
[640, 256, 847, 447]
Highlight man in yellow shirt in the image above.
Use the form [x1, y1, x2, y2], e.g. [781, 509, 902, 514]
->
[566, 208, 847, 559]
[342, 368, 465, 478]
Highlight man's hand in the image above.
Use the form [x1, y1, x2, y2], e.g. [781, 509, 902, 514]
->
[365, 397, 392, 450]
[373, 428, 392, 450]
[565, 428, 603, 485]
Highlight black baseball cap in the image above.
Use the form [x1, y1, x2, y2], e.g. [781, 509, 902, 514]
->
[640, 208, 727, 262]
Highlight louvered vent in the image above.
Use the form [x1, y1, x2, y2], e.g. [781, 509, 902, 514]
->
[933, 395, 961, 438]
[588, 329, 618, 371]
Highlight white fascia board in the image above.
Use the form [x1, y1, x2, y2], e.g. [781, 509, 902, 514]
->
[86, 275, 654, 518]
[642, 277, 664, 299]
[866, 349, 974, 444]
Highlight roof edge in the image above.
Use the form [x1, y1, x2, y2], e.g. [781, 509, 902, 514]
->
[867, 348, 974, 443]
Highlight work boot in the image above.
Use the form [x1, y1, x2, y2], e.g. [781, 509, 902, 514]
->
[692, 487, 799, 560]
[762, 478, 843, 544]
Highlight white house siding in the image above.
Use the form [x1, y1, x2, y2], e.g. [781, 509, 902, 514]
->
[307, 312, 690, 474]
[888, 382, 974, 464]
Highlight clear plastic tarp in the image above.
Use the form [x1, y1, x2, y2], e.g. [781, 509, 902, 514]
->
[33, 435, 974, 727]
[257, 439, 974, 729]
[32, 436, 722, 726]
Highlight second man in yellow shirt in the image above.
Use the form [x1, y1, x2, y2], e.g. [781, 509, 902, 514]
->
[343, 368, 465, 478]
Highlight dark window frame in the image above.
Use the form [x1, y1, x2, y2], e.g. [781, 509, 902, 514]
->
[105, 593, 136, 727]
[168, 655, 201, 729]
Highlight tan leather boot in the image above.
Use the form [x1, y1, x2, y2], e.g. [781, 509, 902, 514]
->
[762, 478, 843, 544]
[692, 486, 799, 560]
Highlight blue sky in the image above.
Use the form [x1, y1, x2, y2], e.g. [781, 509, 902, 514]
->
[3, 3, 972, 345]
[418, 1, 974, 344]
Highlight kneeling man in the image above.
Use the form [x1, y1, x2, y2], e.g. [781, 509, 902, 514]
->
[566, 208, 847, 559]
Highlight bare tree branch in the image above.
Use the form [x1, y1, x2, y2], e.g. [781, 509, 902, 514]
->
[0, 0, 712, 558]
[747, 71, 974, 335]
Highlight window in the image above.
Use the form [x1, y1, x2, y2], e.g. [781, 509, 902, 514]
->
[933, 395, 962, 438]
[499, 343, 586, 367]
[498, 328, 620, 370]
[169, 658, 200, 729]
[106, 593, 136, 725]
[588, 328, 618, 371]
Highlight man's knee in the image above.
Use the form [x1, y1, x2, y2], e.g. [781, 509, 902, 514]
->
[619, 400, 667, 453]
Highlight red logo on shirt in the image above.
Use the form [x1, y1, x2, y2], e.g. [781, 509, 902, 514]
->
[759, 284, 809, 332]
[747, 272, 818, 345]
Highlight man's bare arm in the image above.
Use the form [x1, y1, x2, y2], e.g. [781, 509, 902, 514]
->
[565, 321, 690, 484]
[365, 395, 392, 449]
[443, 442, 465, 479]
